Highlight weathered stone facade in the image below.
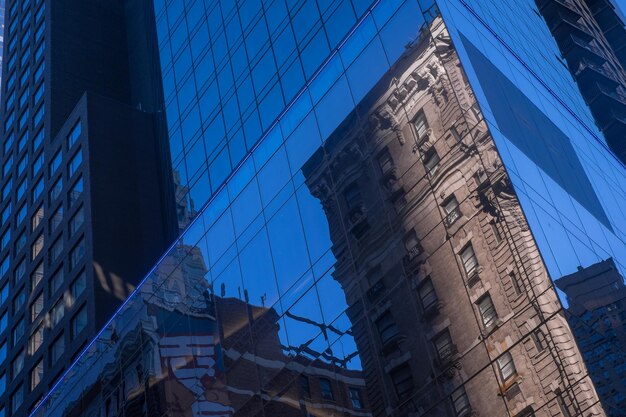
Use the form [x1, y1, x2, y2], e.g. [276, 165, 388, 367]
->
[303, 17, 605, 417]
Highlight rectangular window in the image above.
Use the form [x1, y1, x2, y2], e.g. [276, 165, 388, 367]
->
[50, 177, 63, 201]
[11, 384, 23, 414]
[29, 325, 44, 355]
[50, 205, 63, 233]
[451, 388, 471, 416]
[413, 111, 429, 140]
[68, 121, 81, 148]
[49, 150, 62, 177]
[424, 147, 440, 174]
[3, 156, 12, 176]
[511, 272, 523, 296]
[68, 148, 82, 177]
[319, 378, 334, 401]
[418, 278, 438, 311]
[490, 220, 502, 243]
[31, 293, 43, 322]
[31, 234, 44, 261]
[12, 289, 25, 312]
[17, 154, 27, 176]
[71, 306, 87, 339]
[16, 179, 27, 200]
[404, 231, 420, 260]
[69, 176, 83, 206]
[11, 350, 24, 378]
[32, 178, 43, 201]
[0, 283, 7, 305]
[70, 270, 86, 304]
[460, 244, 478, 278]
[497, 351, 516, 383]
[378, 148, 393, 174]
[31, 263, 44, 290]
[16, 204, 27, 225]
[343, 183, 362, 212]
[69, 206, 84, 236]
[0, 312, 7, 333]
[13, 259, 25, 284]
[532, 329, 547, 353]
[32, 152, 43, 174]
[390, 364, 414, 398]
[32, 206, 44, 231]
[0, 229, 9, 251]
[51, 300, 64, 327]
[2, 201, 11, 225]
[1, 180, 11, 200]
[50, 333, 65, 362]
[434, 329, 455, 362]
[349, 388, 363, 409]
[70, 238, 85, 270]
[12, 318, 25, 346]
[15, 232, 26, 253]
[33, 129, 44, 151]
[50, 237, 63, 264]
[0, 256, 10, 277]
[477, 295, 498, 329]
[443, 196, 461, 226]
[50, 268, 64, 295]
[376, 311, 399, 345]
[30, 360, 43, 392]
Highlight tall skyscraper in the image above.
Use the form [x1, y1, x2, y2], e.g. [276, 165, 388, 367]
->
[537, 0, 626, 163]
[556, 258, 626, 416]
[4, 0, 626, 417]
[0, 1, 178, 416]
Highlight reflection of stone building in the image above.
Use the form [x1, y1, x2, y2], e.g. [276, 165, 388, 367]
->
[53, 240, 369, 417]
[216, 296, 370, 417]
[303, 17, 605, 417]
[556, 258, 626, 415]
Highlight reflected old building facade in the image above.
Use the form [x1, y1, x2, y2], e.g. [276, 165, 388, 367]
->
[30, 7, 615, 417]
[302, 17, 604, 417]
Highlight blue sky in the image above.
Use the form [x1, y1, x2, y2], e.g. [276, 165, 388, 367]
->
[612, 0, 626, 21]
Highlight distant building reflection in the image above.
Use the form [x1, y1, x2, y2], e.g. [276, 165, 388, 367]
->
[556, 258, 626, 416]
[57, 240, 369, 417]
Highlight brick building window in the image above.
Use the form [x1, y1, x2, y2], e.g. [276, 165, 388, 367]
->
[451, 387, 471, 416]
[413, 111, 429, 140]
[477, 294, 497, 328]
[532, 328, 547, 353]
[349, 388, 363, 409]
[376, 311, 400, 346]
[497, 351, 516, 383]
[424, 147, 440, 174]
[390, 364, 414, 398]
[319, 378, 334, 401]
[418, 278, 438, 311]
[460, 244, 478, 278]
[434, 329, 455, 362]
[343, 183, 362, 212]
[443, 196, 461, 226]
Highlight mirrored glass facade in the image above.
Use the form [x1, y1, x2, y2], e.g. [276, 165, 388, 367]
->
[24, 0, 626, 416]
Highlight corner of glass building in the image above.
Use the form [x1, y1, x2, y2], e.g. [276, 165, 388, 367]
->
[7, 1, 626, 417]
